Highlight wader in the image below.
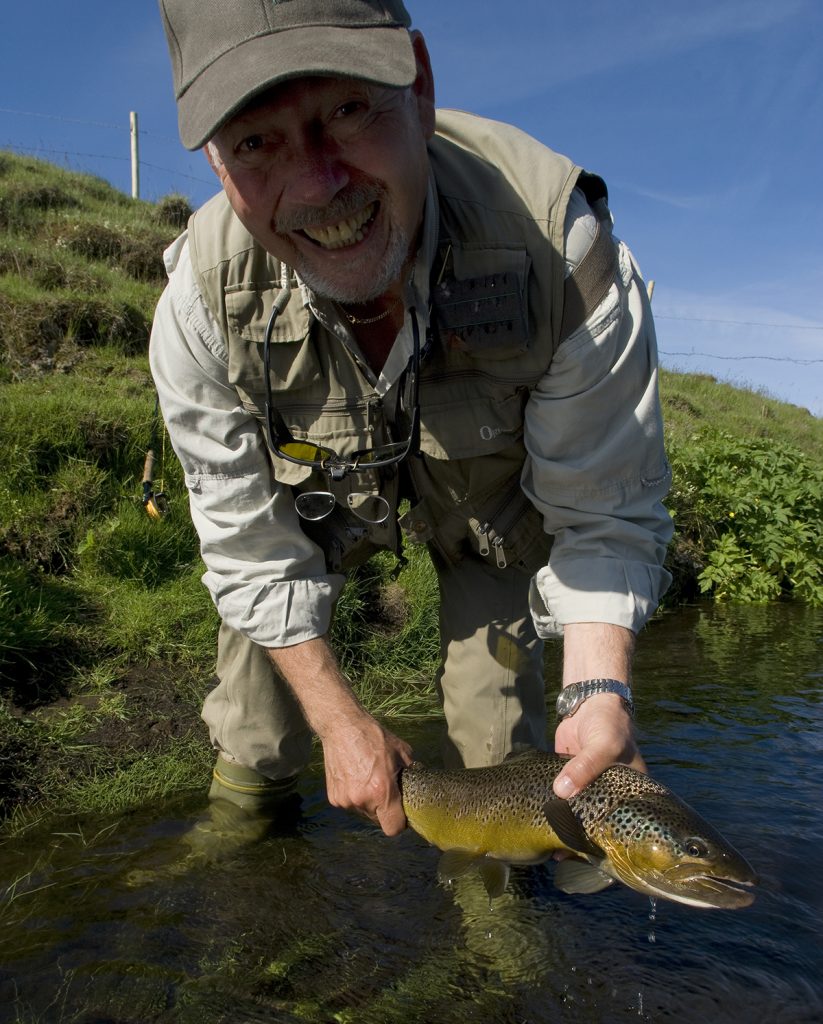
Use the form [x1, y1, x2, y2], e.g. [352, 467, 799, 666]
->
[192, 110, 619, 781]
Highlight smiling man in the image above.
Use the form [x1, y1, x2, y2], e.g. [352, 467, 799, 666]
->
[152, 0, 673, 836]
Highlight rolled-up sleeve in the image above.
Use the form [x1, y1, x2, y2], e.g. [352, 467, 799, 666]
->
[149, 236, 344, 647]
[521, 234, 673, 636]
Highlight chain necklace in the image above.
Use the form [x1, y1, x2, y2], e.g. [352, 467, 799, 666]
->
[340, 299, 399, 326]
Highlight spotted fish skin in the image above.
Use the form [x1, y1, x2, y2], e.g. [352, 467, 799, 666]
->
[400, 750, 758, 909]
[400, 752, 570, 863]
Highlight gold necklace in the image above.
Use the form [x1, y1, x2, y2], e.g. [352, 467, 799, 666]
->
[340, 299, 399, 326]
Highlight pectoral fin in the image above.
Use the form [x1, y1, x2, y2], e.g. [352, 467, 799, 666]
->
[554, 859, 616, 895]
[437, 849, 482, 885]
[543, 799, 602, 858]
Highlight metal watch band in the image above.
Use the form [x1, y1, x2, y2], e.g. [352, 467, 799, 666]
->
[556, 678, 634, 719]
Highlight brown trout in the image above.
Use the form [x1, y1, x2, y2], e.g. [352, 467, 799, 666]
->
[400, 750, 757, 909]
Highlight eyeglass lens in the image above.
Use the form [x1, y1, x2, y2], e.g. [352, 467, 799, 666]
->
[294, 491, 391, 524]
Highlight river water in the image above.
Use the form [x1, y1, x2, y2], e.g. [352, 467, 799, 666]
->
[0, 604, 821, 1024]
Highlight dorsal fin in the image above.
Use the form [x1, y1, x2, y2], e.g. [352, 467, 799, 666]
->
[543, 799, 603, 858]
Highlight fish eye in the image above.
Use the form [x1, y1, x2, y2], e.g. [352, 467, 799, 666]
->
[685, 837, 709, 858]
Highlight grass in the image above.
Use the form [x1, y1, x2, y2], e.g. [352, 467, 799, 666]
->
[0, 150, 821, 827]
[660, 368, 823, 467]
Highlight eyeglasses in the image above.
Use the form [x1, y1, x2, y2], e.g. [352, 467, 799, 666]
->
[294, 490, 391, 524]
[262, 299, 421, 485]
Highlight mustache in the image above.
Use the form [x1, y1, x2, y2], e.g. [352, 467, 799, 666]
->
[274, 183, 384, 234]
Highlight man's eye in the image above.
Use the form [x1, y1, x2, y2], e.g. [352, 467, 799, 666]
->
[335, 101, 365, 119]
[238, 135, 265, 153]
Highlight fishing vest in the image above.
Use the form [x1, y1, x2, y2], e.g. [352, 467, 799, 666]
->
[188, 110, 617, 574]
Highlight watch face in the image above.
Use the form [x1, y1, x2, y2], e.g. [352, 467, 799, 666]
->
[556, 686, 578, 717]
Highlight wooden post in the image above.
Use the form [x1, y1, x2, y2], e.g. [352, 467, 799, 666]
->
[130, 111, 140, 200]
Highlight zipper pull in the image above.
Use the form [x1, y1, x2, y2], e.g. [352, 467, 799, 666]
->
[477, 523, 490, 557]
[492, 536, 507, 568]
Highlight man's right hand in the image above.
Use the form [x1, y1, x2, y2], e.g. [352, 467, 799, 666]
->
[266, 636, 413, 836]
[321, 710, 413, 836]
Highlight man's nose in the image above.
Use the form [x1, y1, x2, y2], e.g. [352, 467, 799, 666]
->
[283, 133, 350, 208]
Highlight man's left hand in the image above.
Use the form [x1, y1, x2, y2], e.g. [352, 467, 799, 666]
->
[552, 692, 645, 799]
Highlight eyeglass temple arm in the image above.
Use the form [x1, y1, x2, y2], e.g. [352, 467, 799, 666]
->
[409, 307, 422, 451]
[263, 263, 296, 447]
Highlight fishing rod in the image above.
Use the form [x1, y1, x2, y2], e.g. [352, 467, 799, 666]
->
[142, 395, 169, 520]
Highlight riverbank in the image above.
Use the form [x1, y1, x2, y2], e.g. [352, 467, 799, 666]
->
[1, 151, 821, 831]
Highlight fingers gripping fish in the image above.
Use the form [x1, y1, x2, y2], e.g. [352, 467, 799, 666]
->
[399, 750, 757, 909]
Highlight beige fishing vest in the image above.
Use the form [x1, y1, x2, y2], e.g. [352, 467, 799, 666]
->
[188, 110, 616, 573]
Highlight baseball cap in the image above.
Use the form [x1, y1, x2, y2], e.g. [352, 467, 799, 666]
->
[159, 0, 417, 150]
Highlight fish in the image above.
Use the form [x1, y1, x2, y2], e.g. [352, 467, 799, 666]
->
[399, 749, 757, 909]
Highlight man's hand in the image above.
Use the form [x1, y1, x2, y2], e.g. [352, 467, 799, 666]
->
[553, 693, 645, 798]
[552, 621, 645, 799]
[321, 711, 413, 836]
[266, 636, 413, 836]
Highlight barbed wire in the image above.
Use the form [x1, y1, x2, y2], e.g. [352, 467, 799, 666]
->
[654, 314, 823, 332]
[0, 107, 180, 143]
[1, 141, 214, 189]
[659, 350, 823, 365]
[2, 108, 822, 379]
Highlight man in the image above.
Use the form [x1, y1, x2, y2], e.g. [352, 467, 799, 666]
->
[152, 0, 673, 837]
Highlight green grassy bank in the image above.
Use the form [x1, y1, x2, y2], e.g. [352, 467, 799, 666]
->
[1, 152, 821, 832]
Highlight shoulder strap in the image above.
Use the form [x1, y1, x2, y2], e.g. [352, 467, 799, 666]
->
[560, 219, 618, 342]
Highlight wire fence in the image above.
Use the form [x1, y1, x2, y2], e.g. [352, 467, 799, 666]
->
[1, 105, 822, 394]
[0, 105, 215, 202]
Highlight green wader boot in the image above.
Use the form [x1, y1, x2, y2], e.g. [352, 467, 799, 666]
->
[126, 757, 301, 886]
[208, 755, 298, 813]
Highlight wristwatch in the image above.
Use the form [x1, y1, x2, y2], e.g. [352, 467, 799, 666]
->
[556, 678, 635, 719]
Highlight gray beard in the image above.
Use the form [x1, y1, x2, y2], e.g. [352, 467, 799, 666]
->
[293, 224, 410, 304]
[274, 182, 409, 304]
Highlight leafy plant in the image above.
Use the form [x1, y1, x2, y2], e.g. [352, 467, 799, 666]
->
[666, 430, 823, 603]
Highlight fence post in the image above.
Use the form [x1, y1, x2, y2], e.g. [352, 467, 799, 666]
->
[130, 111, 140, 200]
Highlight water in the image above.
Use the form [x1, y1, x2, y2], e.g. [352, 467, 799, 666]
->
[1, 604, 821, 1024]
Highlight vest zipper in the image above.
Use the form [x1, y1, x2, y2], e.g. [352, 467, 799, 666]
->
[478, 477, 533, 569]
[476, 523, 490, 556]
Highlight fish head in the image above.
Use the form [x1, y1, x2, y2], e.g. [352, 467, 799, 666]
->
[594, 791, 758, 909]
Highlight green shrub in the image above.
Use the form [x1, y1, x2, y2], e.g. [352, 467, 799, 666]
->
[667, 430, 823, 603]
[154, 193, 193, 229]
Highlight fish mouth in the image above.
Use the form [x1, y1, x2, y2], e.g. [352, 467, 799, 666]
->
[639, 871, 758, 910]
[679, 874, 757, 909]
[299, 202, 378, 250]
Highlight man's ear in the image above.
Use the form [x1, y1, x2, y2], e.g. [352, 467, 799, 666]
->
[410, 30, 436, 139]
[203, 141, 224, 177]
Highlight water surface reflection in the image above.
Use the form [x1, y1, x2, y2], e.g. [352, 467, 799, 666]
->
[1, 604, 821, 1023]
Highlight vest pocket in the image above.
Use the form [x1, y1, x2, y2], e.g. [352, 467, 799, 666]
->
[467, 481, 551, 575]
[419, 386, 529, 461]
[401, 478, 551, 576]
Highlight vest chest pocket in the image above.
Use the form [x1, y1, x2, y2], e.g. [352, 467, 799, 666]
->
[418, 384, 530, 461]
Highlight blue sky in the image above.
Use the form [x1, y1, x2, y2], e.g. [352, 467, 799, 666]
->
[2, 1, 821, 415]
